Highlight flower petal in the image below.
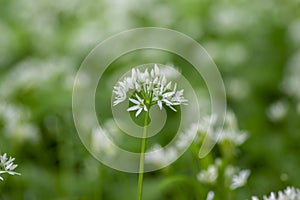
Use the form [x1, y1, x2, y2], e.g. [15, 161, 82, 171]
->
[135, 108, 143, 117]
[127, 105, 140, 111]
[129, 98, 140, 105]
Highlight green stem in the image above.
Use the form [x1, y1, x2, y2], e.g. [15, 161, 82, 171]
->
[137, 110, 149, 200]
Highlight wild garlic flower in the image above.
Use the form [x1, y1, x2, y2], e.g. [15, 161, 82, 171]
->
[197, 159, 222, 184]
[224, 165, 250, 190]
[197, 165, 218, 184]
[0, 153, 21, 181]
[197, 111, 248, 146]
[145, 144, 178, 167]
[230, 169, 250, 190]
[252, 186, 300, 200]
[206, 191, 215, 200]
[113, 64, 188, 116]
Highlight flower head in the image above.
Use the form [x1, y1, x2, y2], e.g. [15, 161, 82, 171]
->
[230, 169, 250, 190]
[252, 186, 300, 200]
[196, 111, 248, 146]
[113, 64, 188, 116]
[206, 191, 215, 200]
[0, 153, 21, 181]
[197, 159, 221, 185]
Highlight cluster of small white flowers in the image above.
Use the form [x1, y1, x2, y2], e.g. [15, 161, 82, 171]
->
[91, 127, 116, 156]
[197, 111, 248, 146]
[175, 123, 198, 149]
[0, 102, 40, 143]
[211, 4, 250, 34]
[0, 57, 75, 98]
[113, 65, 188, 116]
[90, 120, 122, 156]
[252, 186, 300, 200]
[197, 160, 250, 190]
[0, 153, 21, 181]
[145, 144, 177, 167]
[197, 159, 221, 184]
[229, 168, 250, 190]
[226, 78, 250, 100]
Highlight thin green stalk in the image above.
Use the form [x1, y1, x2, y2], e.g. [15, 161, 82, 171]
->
[137, 110, 149, 200]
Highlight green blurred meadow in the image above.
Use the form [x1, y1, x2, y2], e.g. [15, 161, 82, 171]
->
[0, 0, 300, 199]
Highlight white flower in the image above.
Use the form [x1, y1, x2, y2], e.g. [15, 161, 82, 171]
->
[206, 191, 215, 200]
[127, 94, 148, 117]
[113, 64, 188, 116]
[145, 144, 178, 167]
[0, 153, 21, 181]
[197, 160, 220, 184]
[175, 123, 197, 149]
[0, 102, 40, 143]
[230, 169, 250, 190]
[252, 186, 300, 200]
[91, 127, 116, 156]
[196, 111, 248, 146]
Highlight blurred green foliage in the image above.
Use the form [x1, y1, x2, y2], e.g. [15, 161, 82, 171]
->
[0, 0, 300, 199]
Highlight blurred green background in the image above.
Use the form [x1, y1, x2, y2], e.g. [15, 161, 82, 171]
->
[0, 0, 300, 199]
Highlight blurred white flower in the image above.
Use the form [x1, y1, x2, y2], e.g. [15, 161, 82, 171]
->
[230, 169, 250, 190]
[0, 57, 75, 98]
[280, 173, 289, 182]
[91, 127, 116, 156]
[206, 191, 215, 200]
[196, 111, 248, 146]
[197, 161, 220, 184]
[226, 78, 250, 100]
[0, 153, 21, 181]
[210, 5, 250, 34]
[225, 165, 236, 179]
[145, 144, 177, 167]
[175, 123, 198, 149]
[225, 165, 251, 190]
[252, 186, 300, 200]
[0, 102, 40, 143]
[113, 65, 187, 116]
[267, 100, 288, 122]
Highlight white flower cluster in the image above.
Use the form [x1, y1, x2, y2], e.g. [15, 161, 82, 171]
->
[197, 111, 248, 146]
[113, 65, 188, 116]
[226, 166, 250, 190]
[197, 161, 219, 184]
[0, 153, 21, 181]
[206, 191, 215, 200]
[197, 159, 250, 190]
[91, 120, 123, 156]
[0, 102, 40, 143]
[145, 144, 177, 167]
[252, 186, 300, 200]
[0, 57, 74, 98]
